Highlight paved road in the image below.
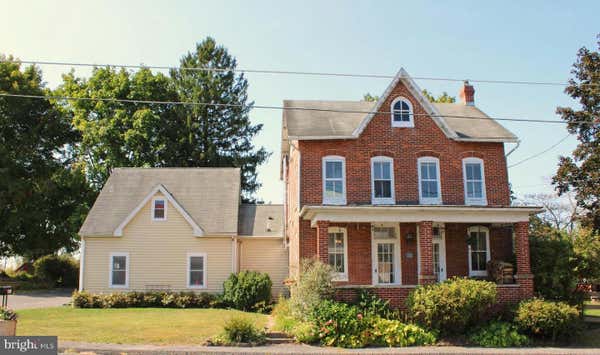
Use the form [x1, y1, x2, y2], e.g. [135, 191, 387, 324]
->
[6, 289, 73, 310]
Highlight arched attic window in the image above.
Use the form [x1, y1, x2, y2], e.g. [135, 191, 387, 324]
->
[391, 97, 414, 128]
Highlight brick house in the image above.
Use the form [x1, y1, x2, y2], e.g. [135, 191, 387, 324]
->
[281, 68, 540, 308]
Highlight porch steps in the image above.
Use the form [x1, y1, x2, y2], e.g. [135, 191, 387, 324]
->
[584, 316, 600, 323]
[585, 303, 600, 310]
[265, 331, 294, 344]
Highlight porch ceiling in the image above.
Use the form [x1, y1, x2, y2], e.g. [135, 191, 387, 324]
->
[300, 205, 543, 227]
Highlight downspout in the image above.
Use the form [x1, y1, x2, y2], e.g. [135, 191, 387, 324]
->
[505, 140, 521, 157]
[282, 154, 288, 248]
[78, 239, 85, 292]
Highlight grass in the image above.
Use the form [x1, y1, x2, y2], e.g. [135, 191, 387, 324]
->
[17, 307, 268, 345]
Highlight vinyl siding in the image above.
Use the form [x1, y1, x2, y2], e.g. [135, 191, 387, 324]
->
[82, 193, 233, 293]
[239, 238, 289, 297]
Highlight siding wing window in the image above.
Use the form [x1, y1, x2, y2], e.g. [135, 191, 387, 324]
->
[463, 158, 487, 205]
[188, 253, 206, 288]
[152, 198, 167, 220]
[418, 157, 441, 204]
[468, 226, 490, 276]
[328, 227, 348, 281]
[371, 157, 395, 204]
[110, 253, 128, 288]
[322, 156, 346, 205]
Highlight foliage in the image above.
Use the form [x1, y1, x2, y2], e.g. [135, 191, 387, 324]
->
[290, 321, 319, 344]
[572, 228, 600, 282]
[421, 89, 456, 103]
[553, 35, 600, 231]
[0, 56, 93, 258]
[362, 93, 379, 102]
[355, 289, 394, 319]
[58, 38, 268, 199]
[212, 316, 266, 345]
[468, 321, 529, 347]
[406, 277, 497, 335]
[0, 308, 17, 321]
[33, 254, 79, 287]
[370, 318, 436, 347]
[222, 271, 272, 312]
[289, 259, 335, 320]
[515, 298, 581, 342]
[71, 291, 217, 309]
[311, 300, 371, 348]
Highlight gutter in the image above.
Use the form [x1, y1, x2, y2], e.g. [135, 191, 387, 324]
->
[505, 140, 521, 157]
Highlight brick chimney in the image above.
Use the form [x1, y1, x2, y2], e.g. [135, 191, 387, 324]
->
[459, 80, 475, 106]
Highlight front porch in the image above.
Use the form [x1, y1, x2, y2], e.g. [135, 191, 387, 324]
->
[300, 205, 540, 308]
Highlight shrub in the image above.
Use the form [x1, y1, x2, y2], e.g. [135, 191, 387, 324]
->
[370, 318, 436, 347]
[406, 277, 497, 335]
[71, 291, 218, 309]
[102, 293, 130, 308]
[289, 259, 335, 320]
[468, 321, 529, 347]
[33, 254, 79, 288]
[222, 271, 272, 312]
[355, 289, 393, 319]
[0, 308, 17, 321]
[311, 300, 371, 348]
[71, 291, 103, 308]
[218, 316, 266, 344]
[290, 321, 319, 344]
[515, 298, 581, 342]
[11, 271, 34, 282]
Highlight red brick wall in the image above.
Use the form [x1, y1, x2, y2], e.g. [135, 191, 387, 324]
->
[400, 223, 418, 285]
[297, 80, 510, 207]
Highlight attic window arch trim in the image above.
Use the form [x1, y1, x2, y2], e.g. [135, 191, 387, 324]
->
[113, 184, 205, 237]
[390, 96, 414, 128]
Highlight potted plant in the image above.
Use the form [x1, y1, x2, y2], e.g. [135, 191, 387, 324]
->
[0, 307, 17, 336]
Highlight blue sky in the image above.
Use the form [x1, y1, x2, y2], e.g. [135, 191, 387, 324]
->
[2, 1, 598, 203]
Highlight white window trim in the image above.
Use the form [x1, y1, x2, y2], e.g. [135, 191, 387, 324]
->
[371, 156, 395, 205]
[462, 157, 488, 206]
[418, 156, 442, 205]
[467, 226, 491, 277]
[390, 96, 414, 128]
[109, 252, 129, 289]
[187, 252, 208, 289]
[371, 223, 402, 285]
[151, 197, 167, 221]
[322, 156, 346, 205]
[328, 227, 348, 281]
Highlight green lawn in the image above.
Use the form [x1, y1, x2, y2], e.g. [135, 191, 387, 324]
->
[17, 307, 268, 345]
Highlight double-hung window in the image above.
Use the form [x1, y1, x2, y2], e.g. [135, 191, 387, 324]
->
[467, 226, 490, 276]
[328, 227, 348, 281]
[152, 198, 167, 221]
[371, 156, 395, 204]
[322, 156, 346, 205]
[188, 253, 207, 288]
[109, 252, 128, 288]
[418, 157, 441, 204]
[463, 158, 487, 205]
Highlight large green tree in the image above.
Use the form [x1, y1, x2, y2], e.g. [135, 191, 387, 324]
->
[60, 38, 268, 199]
[0, 57, 92, 258]
[553, 36, 600, 231]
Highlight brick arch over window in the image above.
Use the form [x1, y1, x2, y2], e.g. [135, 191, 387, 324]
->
[416, 150, 441, 159]
[370, 151, 395, 158]
[460, 151, 485, 159]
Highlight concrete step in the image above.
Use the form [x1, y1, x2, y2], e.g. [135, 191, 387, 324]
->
[584, 316, 600, 323]
[265, 331, 294, 344]
[585, 304, 600, 310]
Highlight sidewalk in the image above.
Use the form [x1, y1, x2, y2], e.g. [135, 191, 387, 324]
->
[59, 341, 600, 355]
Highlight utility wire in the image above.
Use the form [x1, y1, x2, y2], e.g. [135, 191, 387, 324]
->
[1, 58, 594, 87]
[0, 92, 590, 126]
[507, 134, 572, 168]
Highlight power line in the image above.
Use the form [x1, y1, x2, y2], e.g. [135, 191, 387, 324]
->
[0, 58, 591, 87]
[0, 92, 586, 126]
[507, 134, 572, 168]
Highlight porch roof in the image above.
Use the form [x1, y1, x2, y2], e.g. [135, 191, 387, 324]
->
[300, 205, 542, 227]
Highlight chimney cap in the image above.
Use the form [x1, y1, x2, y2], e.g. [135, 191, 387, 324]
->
[459, 81, 475, 106]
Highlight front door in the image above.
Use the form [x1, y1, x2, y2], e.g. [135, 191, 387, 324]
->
[372, 224, 401, 285]
[432, 224, 447, 282]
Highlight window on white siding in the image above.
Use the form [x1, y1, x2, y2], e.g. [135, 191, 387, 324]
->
[463, 158, 487, 205]
[152, 198, 167, 221]
[371, 156, 395, 204]
[328, 227, 348, 281]
[468, 226, 490, 277]
[418, 157, 442, 205]
[391, 97, 414, 128]
[188, 253, 207, 288]
[109, 252, 128, 288]
[322, 156, 346, 205]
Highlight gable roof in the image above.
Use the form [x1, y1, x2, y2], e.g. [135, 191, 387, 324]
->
[238, 204, 283, 237]
[281, 68, 518, 155]
[79, 168, 241, 236]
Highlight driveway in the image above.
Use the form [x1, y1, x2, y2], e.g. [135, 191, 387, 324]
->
[6, 289, 72, 310]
